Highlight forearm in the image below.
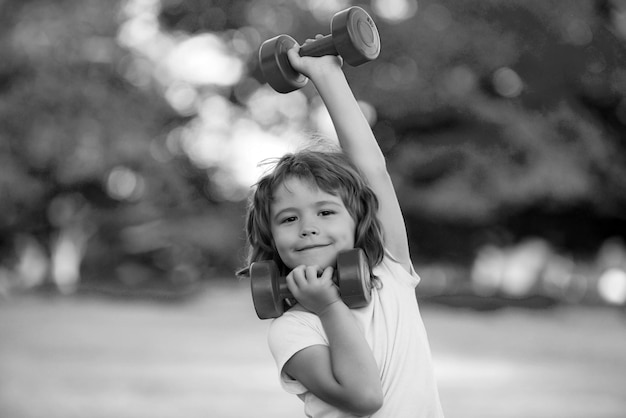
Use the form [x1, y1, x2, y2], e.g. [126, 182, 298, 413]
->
[310, 68, 386, 171]
[318, 301, 382, 406]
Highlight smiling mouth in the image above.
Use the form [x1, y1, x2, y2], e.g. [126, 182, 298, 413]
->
[297, 244, 330, 252]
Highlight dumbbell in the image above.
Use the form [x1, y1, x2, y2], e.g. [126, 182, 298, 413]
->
[250, 248, 372, 319]
[259, 6, 380, 93]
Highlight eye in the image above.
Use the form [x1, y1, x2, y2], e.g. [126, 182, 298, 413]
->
[319, 210, 336, 217]
[280, 216, 297, 224]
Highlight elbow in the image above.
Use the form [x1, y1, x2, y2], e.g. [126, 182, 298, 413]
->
[345, 386, 384, 416]
[357, 398, 384, 416]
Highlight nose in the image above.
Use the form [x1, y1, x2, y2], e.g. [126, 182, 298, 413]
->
[300, 222, 319, 237]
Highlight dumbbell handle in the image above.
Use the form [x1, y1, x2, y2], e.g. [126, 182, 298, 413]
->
[299, 35, 337, 58]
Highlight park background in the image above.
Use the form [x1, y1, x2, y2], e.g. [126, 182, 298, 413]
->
[1, 0, 626, 417]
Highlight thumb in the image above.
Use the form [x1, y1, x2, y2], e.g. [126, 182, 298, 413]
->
[320, 266, 334, 281]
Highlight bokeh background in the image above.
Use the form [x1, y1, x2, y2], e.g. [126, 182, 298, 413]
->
[1, 0, 626, 417]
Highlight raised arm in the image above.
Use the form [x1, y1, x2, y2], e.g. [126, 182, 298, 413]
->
[287, 46, 412, 271]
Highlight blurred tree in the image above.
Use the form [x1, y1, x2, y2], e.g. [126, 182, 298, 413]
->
[2, 0, 626, 296]
[370, 0, 626, 261]
[0, 0, 245, 294]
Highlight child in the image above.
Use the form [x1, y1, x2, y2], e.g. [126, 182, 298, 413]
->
[243, 38, 444, 417]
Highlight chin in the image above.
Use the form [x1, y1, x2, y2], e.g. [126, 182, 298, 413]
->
[291, 254, 337, 270]
[312, 257, 337, 269]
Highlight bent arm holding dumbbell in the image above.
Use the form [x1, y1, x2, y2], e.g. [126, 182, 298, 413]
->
[278, 46, 384, 415]
[284, 264, 383, 414]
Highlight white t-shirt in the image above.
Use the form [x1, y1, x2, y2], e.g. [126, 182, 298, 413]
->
[268, 252, 444, 417]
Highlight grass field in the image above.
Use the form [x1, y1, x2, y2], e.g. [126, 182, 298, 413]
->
[1, 279, 625, 418]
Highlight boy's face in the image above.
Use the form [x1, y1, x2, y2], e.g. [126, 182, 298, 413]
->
[270, 177, 356, 270]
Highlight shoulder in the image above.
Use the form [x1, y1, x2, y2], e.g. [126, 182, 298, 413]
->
[268, 306, 326, 349]
[269, 305, 319, 330]
[373, 249, 421, 289]
[267, 307, 329, 395]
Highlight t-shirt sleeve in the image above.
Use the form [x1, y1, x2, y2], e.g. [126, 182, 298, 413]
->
[267, 309, 328, 394]
[380, 249, 421, 289]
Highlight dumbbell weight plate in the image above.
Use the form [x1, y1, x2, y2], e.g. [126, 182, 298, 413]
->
[258, 34, 308, 94]
[331, 6, 380, 66]
[250, 260, 285, 319]
[336, 248, 372, 309]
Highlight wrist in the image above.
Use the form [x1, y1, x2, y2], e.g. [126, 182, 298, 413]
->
[316, 299, 345, 318]
[309, 64, 345, 85]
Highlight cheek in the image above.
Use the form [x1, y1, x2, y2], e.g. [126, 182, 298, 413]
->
[347, 213, 358, 236]
[344, 218, 357, 245]
[269, 225, 281, 247]
[270, 226, 290, 251]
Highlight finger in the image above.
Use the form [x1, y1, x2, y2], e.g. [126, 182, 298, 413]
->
[288, 265, 307, 287]
[303, 35, 323, 45]
[286, 47, 303, 68]
[287, 45, 300, 59]
[305, 265, 321, 280]
[320, 266, 334, 281]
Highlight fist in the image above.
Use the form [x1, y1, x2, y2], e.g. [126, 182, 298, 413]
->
[286, 37, 343, 80]
[286, 265, 341, 315]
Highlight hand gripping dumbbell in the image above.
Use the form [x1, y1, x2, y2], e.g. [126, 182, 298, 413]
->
[250, 248, 372, 319]
[259, 6, 380, 93]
